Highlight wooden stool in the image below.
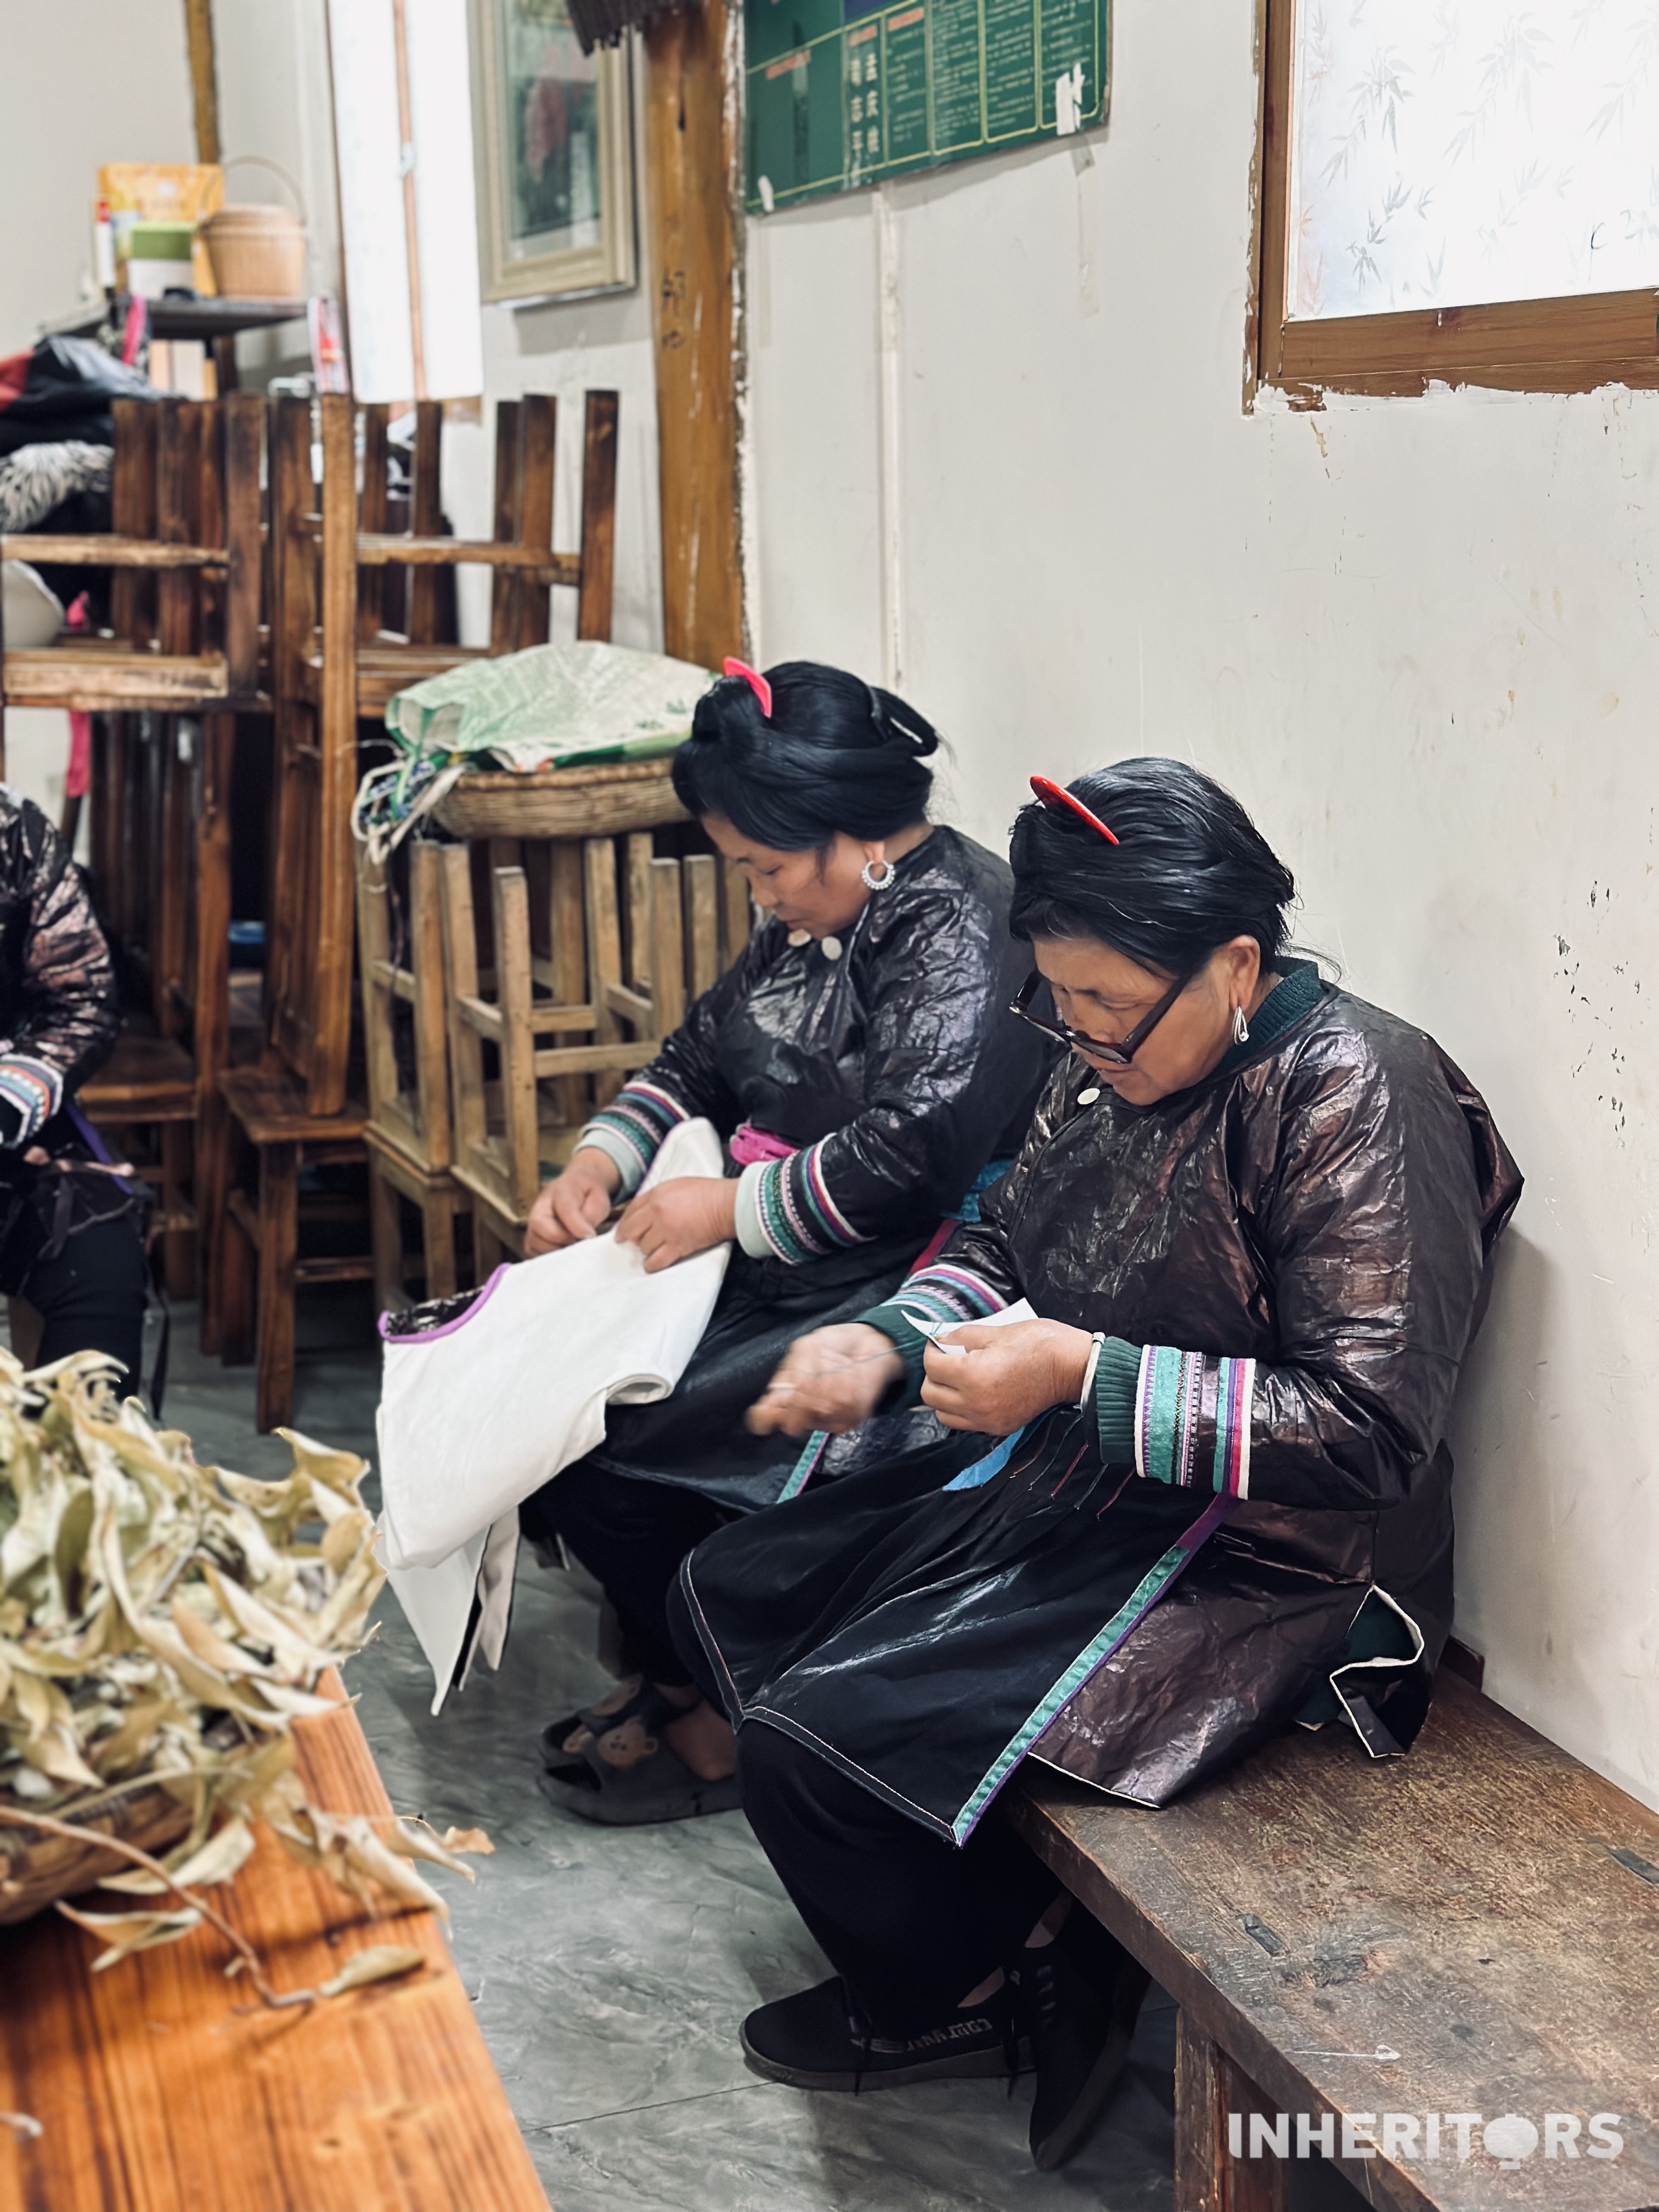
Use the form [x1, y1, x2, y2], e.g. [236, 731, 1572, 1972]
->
[218, 1066, 371, 1433]
[219, 395, 369, 1431]
[439, 839, 675, 1265]
[357, 839, 469, 1313]
[79, 1031, 199, 1287]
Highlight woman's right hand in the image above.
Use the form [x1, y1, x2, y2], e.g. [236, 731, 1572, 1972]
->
[747, 1323, 904, 1438]
[524, 1149, 622, 1256]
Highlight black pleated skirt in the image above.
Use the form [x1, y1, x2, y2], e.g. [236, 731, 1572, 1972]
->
[679, 1409, 1236, 1843]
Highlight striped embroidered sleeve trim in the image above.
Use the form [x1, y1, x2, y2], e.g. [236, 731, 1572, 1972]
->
[575, 1080, 689, 1198]
[887, 1262, 1009, 1329]
[1133, 1344, 1255, 1499]
[742, 1139, 872, 1266]
[0, 1053, 63, 1147]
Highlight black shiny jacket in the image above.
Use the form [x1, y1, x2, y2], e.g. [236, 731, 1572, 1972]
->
[940, 982, 1522, 1799]
[0, 791, 119, 1089]
[636, 825, 1051, 1234]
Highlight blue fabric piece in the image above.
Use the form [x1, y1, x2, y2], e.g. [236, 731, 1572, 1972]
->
[948, 1155, 1012, 1226]
[943, 1428, 1025, 1491]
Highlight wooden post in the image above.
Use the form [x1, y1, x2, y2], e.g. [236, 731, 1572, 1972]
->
[645, 0, 743, 665]
[1173, 2011, 1289, 2212]
[194, 713, 235, 1351]
[183, 0, 221, 166]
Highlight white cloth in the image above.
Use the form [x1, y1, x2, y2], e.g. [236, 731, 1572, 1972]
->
[377, 1117, 731, 1708]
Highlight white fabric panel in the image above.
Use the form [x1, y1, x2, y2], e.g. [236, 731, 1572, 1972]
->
[377, 1117, 731, 1703]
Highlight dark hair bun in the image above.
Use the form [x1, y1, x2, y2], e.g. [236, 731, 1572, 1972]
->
[1009, 757, 1295, 974]
[672, 660, 937, 848]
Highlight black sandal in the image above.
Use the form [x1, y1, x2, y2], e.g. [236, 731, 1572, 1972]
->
[538, 1674, 652, 1770]
[540, 1714, 744, 1827]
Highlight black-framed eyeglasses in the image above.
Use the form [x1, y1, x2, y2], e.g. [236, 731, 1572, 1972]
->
[1009, 968, 1191, 1069]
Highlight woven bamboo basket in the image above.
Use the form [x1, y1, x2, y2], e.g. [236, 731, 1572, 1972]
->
[0, 1776, 194, 1926]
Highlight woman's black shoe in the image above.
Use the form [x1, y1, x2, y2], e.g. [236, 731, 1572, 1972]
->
[742, 1975, 1026, 2091]
[1022, 1916, 1151, 2170]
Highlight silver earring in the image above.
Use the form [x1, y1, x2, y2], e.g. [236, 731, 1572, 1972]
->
[1232, 1005, 1250, 1046]
[861, 857, 897, 891]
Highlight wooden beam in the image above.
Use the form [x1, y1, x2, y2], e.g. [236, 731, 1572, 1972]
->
[645, 0, 744, 667]
[355, 533, 580, 580]
[183, 0, 221, 166]
[0, 535, 227, 569]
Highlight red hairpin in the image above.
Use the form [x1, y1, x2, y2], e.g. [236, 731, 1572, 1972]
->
[723, 657, 773, 719]
[1030, 775, 1120, 845]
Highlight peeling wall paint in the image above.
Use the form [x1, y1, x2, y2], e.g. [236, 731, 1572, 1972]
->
[745, 2, 1659, 1806]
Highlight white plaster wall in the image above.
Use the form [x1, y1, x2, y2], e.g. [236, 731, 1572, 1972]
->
[0, 0, 195, 356]
[0, 0, 195, 828]
[747, 3, 1659, 1808]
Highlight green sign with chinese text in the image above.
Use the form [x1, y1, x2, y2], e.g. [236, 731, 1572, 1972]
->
[744, 0, 1108, 211]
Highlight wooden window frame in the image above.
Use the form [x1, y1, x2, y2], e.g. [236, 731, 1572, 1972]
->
[1246, 0, 1659, 408]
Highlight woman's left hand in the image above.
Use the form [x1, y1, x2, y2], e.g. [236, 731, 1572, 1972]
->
[614, 1177, 738, 1273]
[921, 1318, 1096, 1436]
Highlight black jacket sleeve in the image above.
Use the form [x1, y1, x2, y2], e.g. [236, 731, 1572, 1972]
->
[7, 803, 120, 1092]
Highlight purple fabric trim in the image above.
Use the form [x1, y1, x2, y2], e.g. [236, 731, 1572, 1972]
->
[67, 1099, 114, 1163]
[379, 1263, 511, 1344]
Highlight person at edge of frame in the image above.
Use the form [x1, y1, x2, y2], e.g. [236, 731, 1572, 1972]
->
[0, 789, 149, 1393]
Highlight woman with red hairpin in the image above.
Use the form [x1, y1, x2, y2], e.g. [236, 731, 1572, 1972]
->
[669, 755, 1521, 2171]
[521, 659, 1051, 1825]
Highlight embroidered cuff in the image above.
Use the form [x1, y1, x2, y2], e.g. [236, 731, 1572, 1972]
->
[733, 1160, 775, 1260]
[1090, 1336, 1142, 1464]
[855, 1300, 931, 1403]
[1132, 1344, 1257, 1498]
[0, 1053, 63, 1148]
[574, 1124, 648, 1198]
[741, 1142, 872, 1266]
[575, 1080, 689, 1198]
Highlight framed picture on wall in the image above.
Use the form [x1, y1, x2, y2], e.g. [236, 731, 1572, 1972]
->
[469, 0, 636, 303]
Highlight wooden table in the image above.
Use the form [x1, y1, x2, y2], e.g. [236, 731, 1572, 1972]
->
[0, 1699, 548, 2210]
[1012, 1671, 1659, 2211]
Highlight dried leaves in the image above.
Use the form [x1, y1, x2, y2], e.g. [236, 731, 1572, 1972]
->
[0, 1351, 490, 1993]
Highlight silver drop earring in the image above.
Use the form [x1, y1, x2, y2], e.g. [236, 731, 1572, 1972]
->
[861, 856, 897, 891]
[1232, 1004, 1250, 1046]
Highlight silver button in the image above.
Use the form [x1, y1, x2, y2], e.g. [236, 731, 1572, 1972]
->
[820, 934, 843, 961]
[1077, 1087, 1101, 1105]
[787, 928, 811, 947]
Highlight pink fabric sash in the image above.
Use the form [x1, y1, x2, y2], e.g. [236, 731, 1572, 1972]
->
[730, 1121, 798, 1167]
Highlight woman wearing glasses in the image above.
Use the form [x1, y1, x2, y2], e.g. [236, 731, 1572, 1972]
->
[521, 659, 1051, 1824]
[673, 757, 1521, 2169]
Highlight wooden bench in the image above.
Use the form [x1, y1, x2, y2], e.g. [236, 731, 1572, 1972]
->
[0, 1693, 547, 2211]
[1009, 1669, 1659, 2210]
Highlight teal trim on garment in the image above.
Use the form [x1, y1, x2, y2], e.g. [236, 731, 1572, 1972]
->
[942, 1430, 1024, 1491]
[946, 1491, 1237, 1846]
[776, 1430, 830, 1502]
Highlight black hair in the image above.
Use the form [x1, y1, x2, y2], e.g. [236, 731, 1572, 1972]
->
[1008, 757, 1295, 977]
[671, 660, 938, 849]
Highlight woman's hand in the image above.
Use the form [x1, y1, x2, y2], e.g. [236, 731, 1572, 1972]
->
[747, 1323, 904, 1438]
[615, 1176, 737, 1273]
[921, 1318, 1095, 1436]
[524, 1148, 620, 1256]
